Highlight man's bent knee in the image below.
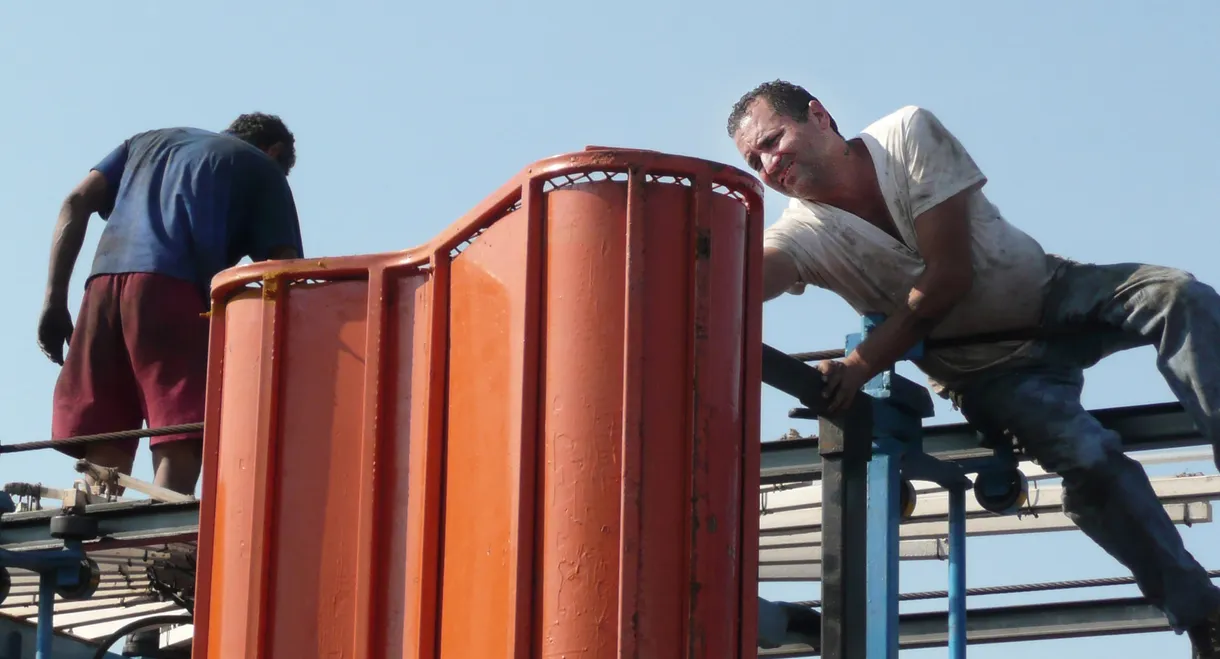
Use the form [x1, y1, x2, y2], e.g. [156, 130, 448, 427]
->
[1059, 450, 1148, 517]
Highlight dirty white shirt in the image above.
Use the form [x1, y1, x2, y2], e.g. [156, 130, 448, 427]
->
[762, 105, 1053, 391]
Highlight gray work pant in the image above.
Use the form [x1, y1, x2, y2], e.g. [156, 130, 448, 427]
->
[941, 255, 1220, 632]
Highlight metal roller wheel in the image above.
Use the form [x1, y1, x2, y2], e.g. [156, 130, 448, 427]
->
[899, 478, 917, 520]
[49, 514, 99, 541]
[973, 468, 1029, 515]
[56, 558, 101, 600]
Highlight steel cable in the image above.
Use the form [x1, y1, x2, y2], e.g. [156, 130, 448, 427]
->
[0, 424, 204, 455]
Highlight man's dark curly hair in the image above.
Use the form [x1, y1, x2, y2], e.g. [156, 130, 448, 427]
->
[726, 80, 839, 138]
[226, 112, 296, 174]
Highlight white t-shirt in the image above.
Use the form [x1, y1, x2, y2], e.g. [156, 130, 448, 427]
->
[762, 105, 1053, 390]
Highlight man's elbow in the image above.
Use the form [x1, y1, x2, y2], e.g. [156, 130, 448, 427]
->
[61, 190, 91, 217]
[63, 170, 113, 219]
[914, 264, 974, 319]
[940, 264, 975, 303]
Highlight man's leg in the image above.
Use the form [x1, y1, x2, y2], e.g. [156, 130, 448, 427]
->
[1041, 259, 1220, 469]
[120, 274, 209, 496]
[952, 362, 1220, 634]
[51, 276, 143, 494]
[150, 441, 204, 494]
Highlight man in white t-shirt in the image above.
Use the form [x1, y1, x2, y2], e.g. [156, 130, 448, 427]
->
[728, 79, 1220, 655]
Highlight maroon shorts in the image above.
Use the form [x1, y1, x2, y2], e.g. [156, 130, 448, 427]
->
[51, 273, 209, 459]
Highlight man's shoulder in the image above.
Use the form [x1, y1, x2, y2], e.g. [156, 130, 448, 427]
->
[126, 126, 218, 148]
[128, 127, 262, 159]
[765, 197, 841, 235]
[859, 105, 934, 140]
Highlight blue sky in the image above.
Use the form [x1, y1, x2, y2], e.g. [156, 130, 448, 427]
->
[1, 1, 1217, 655]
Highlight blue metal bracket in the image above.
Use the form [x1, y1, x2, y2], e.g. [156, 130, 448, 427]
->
[847, 314, 971, 659]
[0, 493, 101, 659]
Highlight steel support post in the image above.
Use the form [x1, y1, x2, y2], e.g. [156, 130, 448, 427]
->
[865, 442, 901, 659]
[36, 570, 54, 659]
[947, 485, 967, 659]
[862, 386, 936, 659]
[843, 312, 932, 659]
[818, 397, 872, 659]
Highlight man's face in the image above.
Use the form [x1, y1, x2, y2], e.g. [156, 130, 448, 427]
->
[732, 97, 839, 199]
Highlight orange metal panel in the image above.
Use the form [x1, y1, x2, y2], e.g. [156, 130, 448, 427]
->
[437, 205, 532, 657]
[200, 287, 264, 659]
[194, 267, 432, 659]
[193, 147, 763, 659]
[267, 280, 368, 655]
[403, 260, 447, 659]
[385, 275, 435, 655]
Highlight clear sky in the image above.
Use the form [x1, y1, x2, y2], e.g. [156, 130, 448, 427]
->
[1, 1, 1217, 656]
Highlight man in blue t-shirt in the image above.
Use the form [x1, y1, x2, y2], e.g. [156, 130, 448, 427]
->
[37, 112, 305, 495]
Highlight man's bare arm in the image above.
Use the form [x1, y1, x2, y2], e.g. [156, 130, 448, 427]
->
[38, 170, 111, 364]
[763, 246, 801, 301]
[841, 186, 978, 380]
[45, 170, 110, 307]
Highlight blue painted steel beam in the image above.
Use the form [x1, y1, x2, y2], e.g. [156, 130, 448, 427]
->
[866, 446, 900, 659]
[34, 574, 52, 659]
[0, 500, 199, 552]
[844, 314, 940, 659]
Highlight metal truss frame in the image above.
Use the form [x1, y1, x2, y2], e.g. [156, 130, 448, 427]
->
[0, 380, 1210, 655]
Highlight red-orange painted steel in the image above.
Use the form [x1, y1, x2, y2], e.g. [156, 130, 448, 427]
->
[193, 273, 434, 659]
[192, 147, 764, 659]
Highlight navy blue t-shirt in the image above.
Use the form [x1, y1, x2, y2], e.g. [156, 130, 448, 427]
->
[89, 127, 304, 293]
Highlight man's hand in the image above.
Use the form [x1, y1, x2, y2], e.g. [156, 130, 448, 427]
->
[815, 357, 873, 414]
[38, 301, 74, 365]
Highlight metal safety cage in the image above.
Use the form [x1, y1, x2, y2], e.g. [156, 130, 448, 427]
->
[192, 146, 767, 659]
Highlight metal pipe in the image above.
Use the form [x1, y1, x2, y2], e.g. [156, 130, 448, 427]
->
[948, 485, 967, 659]
[36, 571, 53, 659]
[866, 450, 900, 659]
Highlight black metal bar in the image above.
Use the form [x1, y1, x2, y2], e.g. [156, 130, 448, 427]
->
[762, 343, 826, 413]
[758, 595, 1172, 657]
[761, 401, 1204, 485]
[815, 396, 871, 659]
